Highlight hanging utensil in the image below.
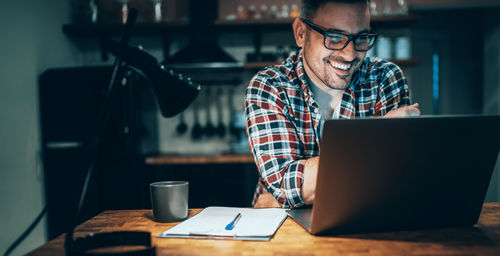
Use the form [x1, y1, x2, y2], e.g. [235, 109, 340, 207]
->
[215, 87, 226, 138]
[228, 87, 240, 139]
[191, 90, 203, 140]
[203, 87, 216, 137]
[175, 111, 188, 135]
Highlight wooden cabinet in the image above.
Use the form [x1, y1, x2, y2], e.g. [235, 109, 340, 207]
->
[144, 155, 258, 208]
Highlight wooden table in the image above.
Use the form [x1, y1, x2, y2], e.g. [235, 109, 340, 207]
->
[29, 203, 500, 255]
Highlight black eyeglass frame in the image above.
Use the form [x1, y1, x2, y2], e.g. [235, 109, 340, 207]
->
[301, 18, 378, 52]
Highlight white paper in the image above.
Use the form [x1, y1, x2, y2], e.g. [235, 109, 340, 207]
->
[159, 207, 287, 240]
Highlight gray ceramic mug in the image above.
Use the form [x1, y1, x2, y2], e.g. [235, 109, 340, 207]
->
[150, 181, 189, 222]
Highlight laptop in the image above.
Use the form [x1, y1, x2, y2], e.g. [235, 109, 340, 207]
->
[287, 115, 500, 235]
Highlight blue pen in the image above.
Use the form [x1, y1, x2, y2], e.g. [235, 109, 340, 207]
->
[225, 213, 242, 230]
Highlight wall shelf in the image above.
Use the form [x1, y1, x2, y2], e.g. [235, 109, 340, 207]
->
[410, 0, 500, 10]
[243, 61, 279, 69]
[62, 21, 189, 37]
[62, 14, 421, 62]
[62, 21, 189, 60]
[62, 14, 421, 37]
[165, 59, 421, 70]
[164, 61, 277, 70]
[214, 15, 420, 29]
[215, 18, 295, 26]
[145, 154, 254, 165]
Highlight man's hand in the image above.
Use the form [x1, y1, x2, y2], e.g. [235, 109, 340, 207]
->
[254, 193, 281, 208]
[384, 103, 421, 118]
[302, 157, 319, 205]
[254, 157, 319, 208]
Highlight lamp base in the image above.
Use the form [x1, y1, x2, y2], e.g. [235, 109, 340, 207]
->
[67, 231, 155, 256]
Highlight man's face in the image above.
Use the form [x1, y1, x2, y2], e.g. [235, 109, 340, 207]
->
[301, 2, 370, 90]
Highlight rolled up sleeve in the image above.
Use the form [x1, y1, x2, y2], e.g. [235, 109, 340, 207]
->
[245, 73, 306, 209]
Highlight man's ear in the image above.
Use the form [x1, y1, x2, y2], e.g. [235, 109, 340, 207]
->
[293, 18, 306, 48]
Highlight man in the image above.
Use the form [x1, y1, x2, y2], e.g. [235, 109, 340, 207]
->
[245, 0, 421, 209]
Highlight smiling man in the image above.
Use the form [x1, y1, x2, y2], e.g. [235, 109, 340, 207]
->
[245, 0, 421, 209]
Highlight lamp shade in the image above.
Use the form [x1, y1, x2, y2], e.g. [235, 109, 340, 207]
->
[150, 66, 200, 118]
[107, 39, 200, 117]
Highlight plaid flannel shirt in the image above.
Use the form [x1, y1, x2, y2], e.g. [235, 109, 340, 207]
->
[245, 50, 410, 209]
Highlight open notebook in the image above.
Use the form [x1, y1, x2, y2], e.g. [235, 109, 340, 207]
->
[158, 207, 288, 241]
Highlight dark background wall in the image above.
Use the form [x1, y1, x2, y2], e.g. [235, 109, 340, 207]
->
[0, 0, 499, 254]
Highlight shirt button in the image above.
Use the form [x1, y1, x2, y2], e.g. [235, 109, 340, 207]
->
[314, 109, 319, 114]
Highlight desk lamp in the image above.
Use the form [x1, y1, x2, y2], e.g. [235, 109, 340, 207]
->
[64, 9, 199, 256]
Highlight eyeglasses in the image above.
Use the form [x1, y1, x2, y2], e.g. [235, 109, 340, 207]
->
[301, 18, 378, 52]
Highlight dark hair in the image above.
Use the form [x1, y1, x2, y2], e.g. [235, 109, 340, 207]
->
[300, 0, 370, 20]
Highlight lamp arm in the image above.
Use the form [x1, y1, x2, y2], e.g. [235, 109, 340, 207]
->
[64, 8, 156, 256]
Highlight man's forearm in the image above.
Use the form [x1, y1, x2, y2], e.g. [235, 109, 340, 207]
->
[302, 156, 319, 205]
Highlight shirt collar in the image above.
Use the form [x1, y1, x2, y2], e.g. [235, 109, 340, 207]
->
[295, 50, 316, 108]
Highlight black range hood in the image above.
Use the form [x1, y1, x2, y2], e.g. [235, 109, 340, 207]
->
[165, 0, 235, 64]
